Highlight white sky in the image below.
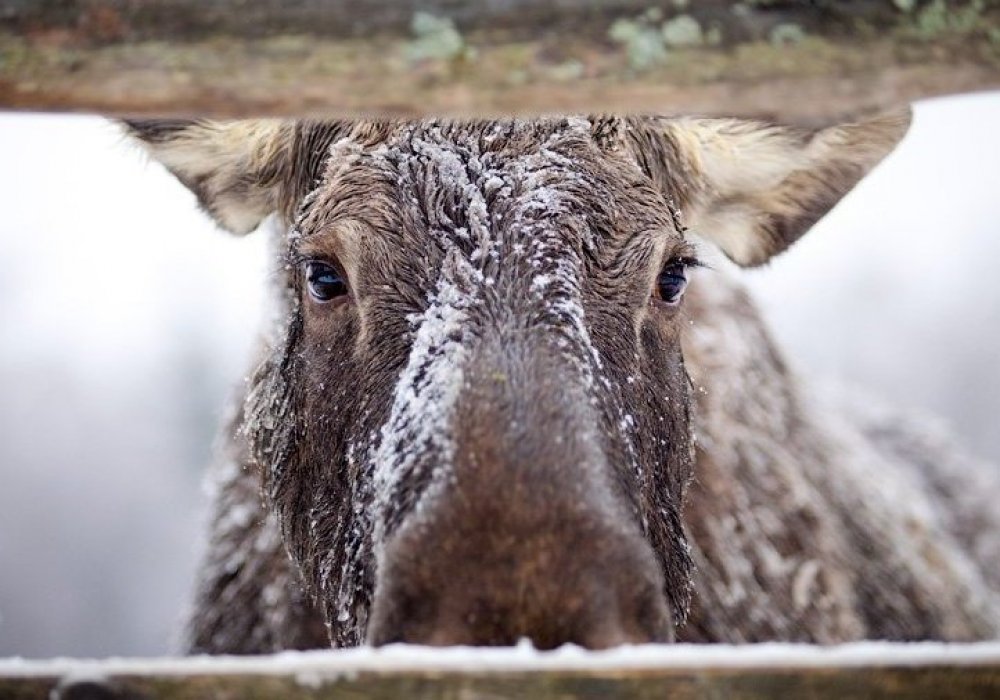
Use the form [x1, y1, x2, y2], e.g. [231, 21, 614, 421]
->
[0, 115, 268, 377]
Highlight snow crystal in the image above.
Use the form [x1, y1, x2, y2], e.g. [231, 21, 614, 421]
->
[530, 274, 552, 293]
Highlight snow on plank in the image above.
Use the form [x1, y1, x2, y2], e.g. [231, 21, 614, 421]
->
[2, 642, 999, 699]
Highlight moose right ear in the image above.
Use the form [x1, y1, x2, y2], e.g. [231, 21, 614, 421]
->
[122, 119, 294, 234]
[122, 118, 350, 235]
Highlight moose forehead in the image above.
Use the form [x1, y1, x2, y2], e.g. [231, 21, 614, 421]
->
[285, 118, 690, 539]
[293, 117, 689, 293]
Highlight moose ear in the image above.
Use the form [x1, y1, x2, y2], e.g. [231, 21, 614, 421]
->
[122, 118, 313, 234]
[632, 109, 912, 266]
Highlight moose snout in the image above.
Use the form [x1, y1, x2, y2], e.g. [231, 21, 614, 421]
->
[367, 506, 674, 649]
[366, 339, 674, 649]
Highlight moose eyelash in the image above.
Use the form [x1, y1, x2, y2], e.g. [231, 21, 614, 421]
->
[669, 255, 707, 270]
[663, 241, 708, 271]
[285, 250, 337, 271]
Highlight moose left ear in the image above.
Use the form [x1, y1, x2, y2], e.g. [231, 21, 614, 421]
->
[631, 108, 912, 266]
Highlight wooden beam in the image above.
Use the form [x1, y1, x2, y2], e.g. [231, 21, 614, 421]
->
[1, 1, 999, 120]
[3, 643, 1000, 700]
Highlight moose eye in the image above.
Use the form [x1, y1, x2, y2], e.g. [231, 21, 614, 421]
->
[655, 262, 689, 306]
[305, 261, 348, 302]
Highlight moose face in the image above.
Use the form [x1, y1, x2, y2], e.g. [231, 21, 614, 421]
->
[126, 110, 909, 648]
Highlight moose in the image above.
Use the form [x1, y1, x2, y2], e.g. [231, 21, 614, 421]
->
[125, 110, 1000, 652]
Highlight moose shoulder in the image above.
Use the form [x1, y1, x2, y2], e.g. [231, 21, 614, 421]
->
[125, 113, 1000, 652]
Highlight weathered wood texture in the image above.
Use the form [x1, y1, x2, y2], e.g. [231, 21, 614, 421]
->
[3, 645, 1000, 700]
[3, 667, 1000, 700]
[0, 0, 930, 41]
[1, 0, 999, 120]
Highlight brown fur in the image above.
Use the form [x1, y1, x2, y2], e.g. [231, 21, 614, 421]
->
[123, 110, 1000, 652]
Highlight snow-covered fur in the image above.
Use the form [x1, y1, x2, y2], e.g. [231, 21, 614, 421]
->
[680, 278, 1000, 642]
[122, 113, 1000, 653]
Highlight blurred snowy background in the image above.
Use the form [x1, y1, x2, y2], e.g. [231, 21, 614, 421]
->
[0, 92, 998, 658]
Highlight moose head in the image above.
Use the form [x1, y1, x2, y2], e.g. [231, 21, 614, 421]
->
[126, 110, 909, 649]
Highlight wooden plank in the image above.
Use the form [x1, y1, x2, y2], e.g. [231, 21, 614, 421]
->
[3, 644, 1000, 700]
[4, 667, 1000, 700]
[1, 1, 999, 120]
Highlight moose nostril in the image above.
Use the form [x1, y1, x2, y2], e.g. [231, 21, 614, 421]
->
[577, 624, 632, 650]
[570, 582, 675, 649]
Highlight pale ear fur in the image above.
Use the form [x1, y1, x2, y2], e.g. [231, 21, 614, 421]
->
[122, 119, 297, 234]
[632, 109, 912, 266]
